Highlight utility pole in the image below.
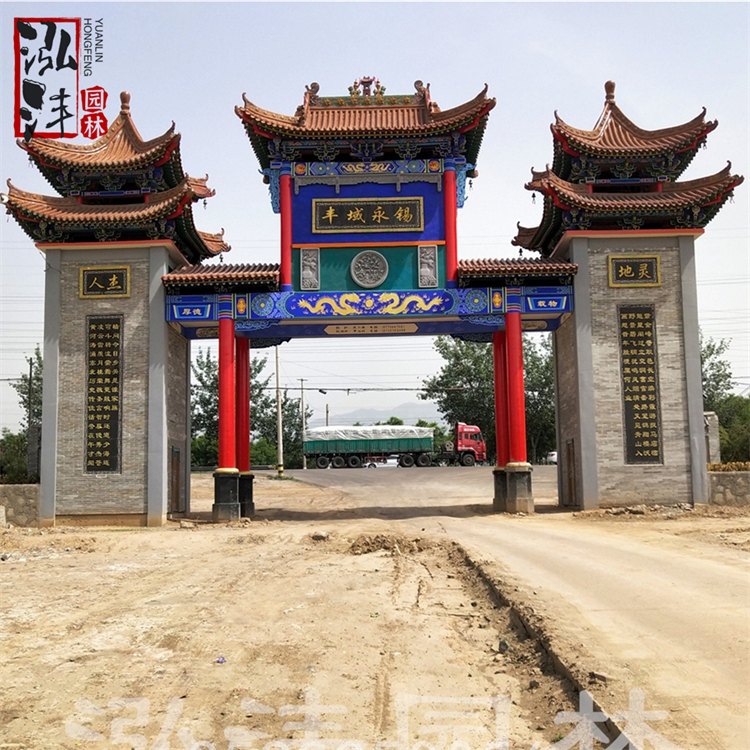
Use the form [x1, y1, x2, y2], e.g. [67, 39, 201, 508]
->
[326, 403, 330, 427]
[299, 378, 307, 470]
[275, 346, 284, 477]
[27, 356, 33, 430]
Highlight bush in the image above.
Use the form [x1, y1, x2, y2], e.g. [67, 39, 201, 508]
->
[708, 462, 750, 472]
[0, 429, 37, 484]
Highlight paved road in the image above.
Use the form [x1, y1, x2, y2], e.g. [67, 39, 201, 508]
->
[278, 466, 750, 750]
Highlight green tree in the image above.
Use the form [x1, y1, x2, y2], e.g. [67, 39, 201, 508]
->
[0, 429, 33, 483]
[419, 334, 556, 464]
[375, 416, 404, 425]
[190, 347, 275, 467]
[415, 419, 451, 452]
[700, 332, 734, 413]
[714, 395, 750, 462]
[10, 345, 43, 430]
[253, 389, 313, 470]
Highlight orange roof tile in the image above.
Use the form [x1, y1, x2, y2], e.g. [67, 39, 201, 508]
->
[525, 163, 743, 212]
[553, 81, 717, 157]
[2, 175, 211, 224]
[458, 258, 577, 277]
[18, 92, 179, 169]
[163, 263, 279, 286]
[236, 82, 495, 138]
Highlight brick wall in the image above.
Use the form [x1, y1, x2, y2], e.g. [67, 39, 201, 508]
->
[55, 256, 150, 514]
[587, 237, 693, 505]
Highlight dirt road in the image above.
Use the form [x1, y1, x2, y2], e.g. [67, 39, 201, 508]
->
[1, 469, 747, 750]
[293, 466, 750, 750]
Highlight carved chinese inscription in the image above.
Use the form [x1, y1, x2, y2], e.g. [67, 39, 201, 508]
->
[80, 266, 130, 298]
[86, 316, 122, 472]
[618, 305, 661, 464]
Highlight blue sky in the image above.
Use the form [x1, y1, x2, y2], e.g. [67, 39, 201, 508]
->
[1, 2, 748, 430]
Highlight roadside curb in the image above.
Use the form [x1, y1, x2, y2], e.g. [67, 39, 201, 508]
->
[454, 542, 642, 750]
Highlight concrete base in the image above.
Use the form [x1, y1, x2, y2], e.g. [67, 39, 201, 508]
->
[213, 470, 240, 522]
[493, 464, 534, 514]
[239, 472, 255, 517]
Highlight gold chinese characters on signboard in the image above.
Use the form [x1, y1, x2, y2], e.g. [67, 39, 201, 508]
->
[608, 256, 660, 288]
[86, 316, 122, 473]
[618, 305, 661, 464]
[80, 266, 130, 298]
[312, 197, 424, 233]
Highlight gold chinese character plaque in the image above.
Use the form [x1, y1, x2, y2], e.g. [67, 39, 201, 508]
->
[608, 256, 660, 288]
[85, 315, 123, 473]
[312, 197, 423, 233]
[80, 266, 131, 298]
[618, 305, 662, 464]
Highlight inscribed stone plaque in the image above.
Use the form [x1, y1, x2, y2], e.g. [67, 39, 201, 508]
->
[312, 197, 423, 233]
[608, 256, 660, 287]
[80, 266, 130, 298]
[618, 305, 662, 464]
[86, 316, 123, 472]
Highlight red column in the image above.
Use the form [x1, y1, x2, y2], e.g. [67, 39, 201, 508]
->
[505, 311, 528, 463]
[279, 173, 293, 290]
[493, 330, 511, 467]
[235, 336, 250, 473]
[443, 168, 458, 287]
[218, 315, 236, 469]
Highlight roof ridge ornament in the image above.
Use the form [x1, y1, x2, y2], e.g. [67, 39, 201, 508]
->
[604, 80, 616, 103]
[120, 91, 131, 112]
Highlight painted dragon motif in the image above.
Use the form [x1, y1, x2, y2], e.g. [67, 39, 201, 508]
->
[376, 292, 445, 315]
[296, 293, 362, 316]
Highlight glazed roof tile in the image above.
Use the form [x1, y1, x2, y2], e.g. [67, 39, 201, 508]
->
[236, 83, 495, 138]
[525, 163, 743, 212]
[163, 263, 279, 286]
[553, 81, 718, 157]
[458, 258, 577, 277]
[2, 176, 212, 224]
[18, 92, 179, 169]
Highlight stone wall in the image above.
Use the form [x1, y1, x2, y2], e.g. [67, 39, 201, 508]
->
[709, 472, 750, 506]
[0, 484, 39, 527]
[55, 255, 151, 514]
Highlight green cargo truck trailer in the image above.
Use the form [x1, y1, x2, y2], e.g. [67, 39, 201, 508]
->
[303, 423, 487, 468]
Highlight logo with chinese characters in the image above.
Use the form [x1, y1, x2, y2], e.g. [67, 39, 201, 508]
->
[609, 256, 661, 287]
[14, 18, 80, 140]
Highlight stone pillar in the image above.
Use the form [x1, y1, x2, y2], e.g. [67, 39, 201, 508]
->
[37, 241, 187, 526]
[554, 230, 708, 508]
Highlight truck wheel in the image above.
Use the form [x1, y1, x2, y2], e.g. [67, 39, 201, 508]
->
[416, 454, 431, 467]
[347, 455, 362, 468]
[315, 456, 330, 469]
[331, 456, 346, 469]
[460, 453, 476, 467]
[399, 454, 415, 468]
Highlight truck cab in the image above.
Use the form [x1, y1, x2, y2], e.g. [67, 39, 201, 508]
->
[454, 422, 487, 466]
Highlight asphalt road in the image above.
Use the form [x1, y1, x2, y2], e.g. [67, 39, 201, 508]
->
[281, 465, 750, 750]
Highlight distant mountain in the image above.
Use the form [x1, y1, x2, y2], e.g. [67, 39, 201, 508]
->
[307, 400, 446, 428]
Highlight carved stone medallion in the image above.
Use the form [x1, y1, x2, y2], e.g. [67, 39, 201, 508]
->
[350, 250, 389, 289]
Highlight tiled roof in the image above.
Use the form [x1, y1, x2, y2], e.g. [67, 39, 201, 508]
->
[2, 176, 212, 224]
[18, 92, 178, 169]
[196, 230, 231, 258]
[162, 263, 280, 287]
[458, 258, 577, 278]
[236, 83, 495, 138]
[553, 81, 718, 157]
[525, 163, 743, 212]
